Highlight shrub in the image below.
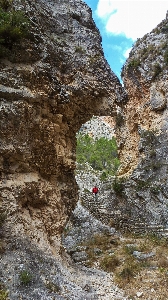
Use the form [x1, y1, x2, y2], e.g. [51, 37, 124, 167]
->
[112, 177, 124, 195]
[0, 208, 6, 228]
[127, 58, 140, 70]
[100, 255, 120, 272]
[140, 129, 157, 146]
[0, 0, 12, 10]
[124, 244, 138, 255]
[157, 256, 168, 268]
[0, 7, 29, 53]
[0, 282, 8, 300]
[150, 185, 161, 194]
[75, 46, 85, 53]
[19, 270, 32, 286]
[119, 266, 134, 281]
[135, 180, 150, 191]
[100, 171, 108, 181]
[152, 63, 162, 79]
[45, 281, 60, 293]
[115, 112, 124, 127]
[89, 54, 101, 65]
[164, 49, 168, 65]
[161, 25, 168, 33]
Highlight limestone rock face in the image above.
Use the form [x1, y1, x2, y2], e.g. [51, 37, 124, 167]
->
[0, 0, 126, 252]
[116, 15, 168, 229]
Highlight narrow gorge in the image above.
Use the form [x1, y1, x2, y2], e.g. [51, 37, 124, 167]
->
[0, 0, 168, 299]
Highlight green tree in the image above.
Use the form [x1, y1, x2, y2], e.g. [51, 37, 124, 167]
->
[76, 134, 120, 176]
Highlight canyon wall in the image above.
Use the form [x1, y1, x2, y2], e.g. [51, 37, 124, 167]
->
[0, 0, 126, 252]
[115, 14, 168, 231]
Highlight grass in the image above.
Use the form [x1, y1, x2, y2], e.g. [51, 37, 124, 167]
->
[78, 232, 168, 298]
[0, 282, 8, 300]
[45, 281, 60, 293]
[19, 270, 32, 286]
[0, 290, 8, 300]
[100, 255, 120, 272]
[80, 233, 120, 266]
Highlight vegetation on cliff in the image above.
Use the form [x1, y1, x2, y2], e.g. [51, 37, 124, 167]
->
[0, 0, 29, 57]
[76, 134, 120, 178]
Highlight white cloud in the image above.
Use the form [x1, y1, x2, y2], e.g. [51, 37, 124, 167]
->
[123, 47, 132, 58]
[96, 0, 168, 40]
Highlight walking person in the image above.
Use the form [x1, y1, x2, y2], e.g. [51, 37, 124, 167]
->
[92, 185, 99, 199]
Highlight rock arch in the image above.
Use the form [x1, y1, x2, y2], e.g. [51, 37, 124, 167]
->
[0, 0, 126, 253]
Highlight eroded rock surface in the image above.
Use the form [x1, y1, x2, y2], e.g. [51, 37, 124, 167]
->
[114, 13, 168, 230]
[0, 0, 126, 252]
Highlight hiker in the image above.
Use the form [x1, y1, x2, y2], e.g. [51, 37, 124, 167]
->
[92, 185, 99, 199]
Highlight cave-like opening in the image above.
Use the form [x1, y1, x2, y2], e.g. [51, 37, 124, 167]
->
[75, 115, 120, 203]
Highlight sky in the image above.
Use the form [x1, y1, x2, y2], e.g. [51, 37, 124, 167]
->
[83, 0, 168, 81]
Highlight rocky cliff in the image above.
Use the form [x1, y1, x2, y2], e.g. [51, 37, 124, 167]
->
[114, 13, 168, 231]
[0, 0, 126, 253]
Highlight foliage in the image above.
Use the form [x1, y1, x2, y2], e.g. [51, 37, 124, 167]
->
[45, 281, 60, 293]
[152, 63, 162, 79]
[89, 54, 101, 65]
[100, 255, 120, 272]
[124, 244, 138, 255]
[161, 25, 168, 33]
[0, 282, 8, 300]
[118, 265, 135, 281]
[164, 49, 168, 65]
[0, 208, 6, 228]
[19, 270, 32, 286]
[0, 0, 12, 10]
[75, 46, 85, 53]
[76, 134, 120, 176]
[0, 290, 8, 300]
[0, 4, 29, 55]
[127, 58, 140, 70]
[115, 112, 124, 127]
[140, 129, 157, 146]
[112, 177, 125, 195]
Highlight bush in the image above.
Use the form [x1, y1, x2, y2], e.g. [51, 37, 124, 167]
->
[164, 49, 168, 65]
[115, 112, 124, 127]
[140, 129, 157, 146]
[0, 6, 29, 53]
[0, 209, 6, 228]
[127, 58, 140, 70]
[45, 281, 60, 293]
[75, 46, 85, 53]
[112, 177, 124, 195]
[19, 270, 32, 286]
[100, 255, 120, 272]
[152, 63, 162, 79]
[0, 0, 12, 10]
[119, 266, 134, 280]
[0, 282, 8, 300]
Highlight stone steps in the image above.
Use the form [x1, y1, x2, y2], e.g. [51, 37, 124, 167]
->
[81, 197, 168, 238]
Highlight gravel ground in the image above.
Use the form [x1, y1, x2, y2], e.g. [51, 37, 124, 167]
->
[0, 237, 127, 300]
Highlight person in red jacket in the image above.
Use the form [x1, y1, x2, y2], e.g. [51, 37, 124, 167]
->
[92, 185, 99, 199]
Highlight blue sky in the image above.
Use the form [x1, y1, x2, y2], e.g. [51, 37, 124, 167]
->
[84, 0, 168, 82]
